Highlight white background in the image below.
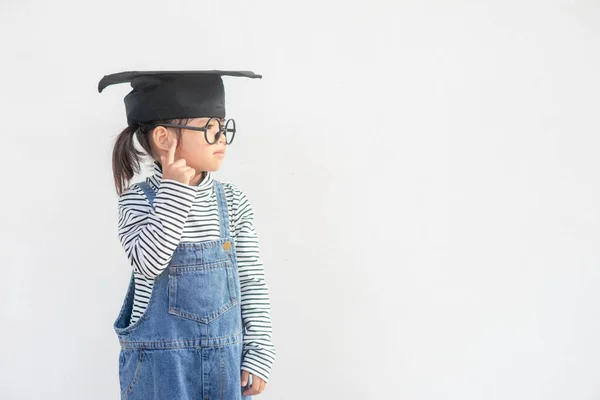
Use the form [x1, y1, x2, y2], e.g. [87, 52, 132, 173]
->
[1, 0, 599, 399]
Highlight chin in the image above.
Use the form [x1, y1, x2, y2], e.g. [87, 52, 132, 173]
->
[205, 164, 222, 172]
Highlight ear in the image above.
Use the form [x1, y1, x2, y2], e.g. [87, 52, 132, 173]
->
[152, 126, 173, 152]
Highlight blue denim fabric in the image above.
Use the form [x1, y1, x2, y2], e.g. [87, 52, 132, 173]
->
[114, 179, 253, 400]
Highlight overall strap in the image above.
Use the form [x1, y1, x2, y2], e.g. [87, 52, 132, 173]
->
[213, 180, 230, 238]
[137, 181, 156, 207]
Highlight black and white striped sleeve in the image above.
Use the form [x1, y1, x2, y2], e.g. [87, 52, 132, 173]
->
[117, 179, 197, 279]
[230, 185, 276, 383]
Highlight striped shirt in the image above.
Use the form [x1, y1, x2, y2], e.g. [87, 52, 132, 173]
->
[116, 161, 275, 383]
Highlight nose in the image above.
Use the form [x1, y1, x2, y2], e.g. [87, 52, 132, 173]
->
[218, 130, 227, 145]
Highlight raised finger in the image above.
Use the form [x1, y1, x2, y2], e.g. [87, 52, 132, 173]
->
[166, 138, 177, 165]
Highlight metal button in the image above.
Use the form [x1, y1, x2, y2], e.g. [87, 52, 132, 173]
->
[223, 241, 232, 250]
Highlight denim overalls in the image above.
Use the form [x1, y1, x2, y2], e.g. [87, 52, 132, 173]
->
[113, 179, 252, 400]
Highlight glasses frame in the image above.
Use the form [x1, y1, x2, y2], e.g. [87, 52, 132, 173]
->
[153, 117, 236, 145]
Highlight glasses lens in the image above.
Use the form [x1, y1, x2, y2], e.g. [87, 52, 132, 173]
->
[204, 117, 222, 144]
[225, 119, 236, 144]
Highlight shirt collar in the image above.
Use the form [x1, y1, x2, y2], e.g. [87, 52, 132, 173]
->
[148, 160, 214, 196]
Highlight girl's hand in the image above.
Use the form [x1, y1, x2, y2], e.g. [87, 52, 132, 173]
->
[159, 139, 195, 185]
[241, 370, 266, 396]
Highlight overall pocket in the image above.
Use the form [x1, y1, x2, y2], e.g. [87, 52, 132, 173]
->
[119, 349, 144, 398]
[168, 260, 238, 324]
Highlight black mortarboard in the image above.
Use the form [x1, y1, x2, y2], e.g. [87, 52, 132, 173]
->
[98, 70, 262, 125]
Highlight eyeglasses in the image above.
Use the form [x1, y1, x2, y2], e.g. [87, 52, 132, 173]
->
[153, 117, 236, 145]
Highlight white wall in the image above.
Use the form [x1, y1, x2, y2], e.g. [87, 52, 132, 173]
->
[1, 0, 599, 399]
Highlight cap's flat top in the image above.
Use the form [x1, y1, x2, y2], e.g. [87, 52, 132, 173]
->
[98, 70, 262, 93]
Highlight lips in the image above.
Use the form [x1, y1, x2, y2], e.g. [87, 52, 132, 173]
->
[213, 149, 226, 158]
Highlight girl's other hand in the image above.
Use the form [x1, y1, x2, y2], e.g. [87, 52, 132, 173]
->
[241, 370, 266, 396]
[160, 139, 196, 185]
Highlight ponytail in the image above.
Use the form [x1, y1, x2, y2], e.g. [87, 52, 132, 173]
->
[112, 125, 145, 197]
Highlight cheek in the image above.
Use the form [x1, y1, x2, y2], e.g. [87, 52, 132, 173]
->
[192, 143, 216, 161]
[182, 134, 210, 153]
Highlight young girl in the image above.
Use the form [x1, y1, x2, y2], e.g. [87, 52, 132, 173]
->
[98, 70, 276, 400]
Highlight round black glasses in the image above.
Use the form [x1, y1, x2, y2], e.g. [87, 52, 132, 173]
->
[153, 117, 236, 145]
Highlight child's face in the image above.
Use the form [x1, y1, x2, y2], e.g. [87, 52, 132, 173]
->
[156, 117, 228, 173]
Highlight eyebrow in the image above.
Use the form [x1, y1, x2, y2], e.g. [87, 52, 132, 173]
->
[189, 118, 225, 127]
[204, 118, 225, 123]
[197, 117, 225, 121]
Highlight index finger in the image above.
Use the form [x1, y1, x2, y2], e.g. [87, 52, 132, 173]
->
[166, 138, 177, 166]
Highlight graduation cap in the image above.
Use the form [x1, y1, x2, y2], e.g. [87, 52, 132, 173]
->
[98, 70, 262, 126]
